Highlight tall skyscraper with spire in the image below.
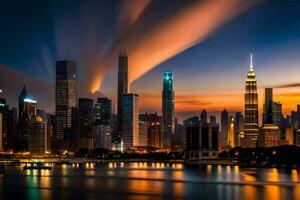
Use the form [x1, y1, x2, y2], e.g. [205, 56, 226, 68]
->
[242, 54, 259, 148]
[162, 71, 174, 150]
[117, 51, 128, 140]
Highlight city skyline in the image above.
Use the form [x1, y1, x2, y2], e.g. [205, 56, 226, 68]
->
[1, 1, 300, 122]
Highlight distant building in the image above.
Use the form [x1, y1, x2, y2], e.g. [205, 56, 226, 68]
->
[210, 115, 217, 126]
[117, 51, 128, 138]
[28, 115, 46, 155]
[285, 127, 293, 145]
[55, 60, 77, 151]
[186, 123, 218, 160]
[78, 98, 93, 150]
[228, 116, 235, 148]
[184, 116, 200, 127]
[258, 124, 279, 148]
[242, 54, 259, 148]
[145, 113, 163, 149]
[295, 129, 300, 147]
[17, 86, 37, 151]
[200, 109, 207, 125]
[162, 71, 174, 150]
[138, 116, 148, 147]
[221, 109, 229, 149]
[234, 112, 244, 147]
[122, 94, 139, 152]
[93, 98, 112, 150]
[263, 88, 273, 124]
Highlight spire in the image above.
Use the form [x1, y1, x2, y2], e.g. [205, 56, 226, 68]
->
[250, 53, 253, 70]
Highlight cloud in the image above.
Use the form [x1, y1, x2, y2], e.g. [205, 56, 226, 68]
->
[89, 0, 264, 92]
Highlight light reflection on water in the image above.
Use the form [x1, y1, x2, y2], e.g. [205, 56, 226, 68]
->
[0, 163, 300, 199]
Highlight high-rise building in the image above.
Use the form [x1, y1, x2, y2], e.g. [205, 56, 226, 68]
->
[242, 54, 259, 148]
[17, 87, 37, 151]
[263, 88, 273, 124]
[162, 71, 174, 150]
[122, 94, 139, 152]
[228, 116, 235, 148]
[140, 113, 163, 149]
[221, 109, 229, 149]
[78, 98, 93, 150]
[210, 116, 217, 126]
[234, 112, 244, 147]
[28, 115, 46, 155]
[272, 102, 282, 126]
[138, 116, 148, 147]
[117, 52, 128, 137]
[93, 98, 112, 150]
[200, 109, 207, 125]
[55, 60, 77, 151]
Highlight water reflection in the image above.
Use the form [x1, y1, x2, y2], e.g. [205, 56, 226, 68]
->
[1, 163, 300, 199]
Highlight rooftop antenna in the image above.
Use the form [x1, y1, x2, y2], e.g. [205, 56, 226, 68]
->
[250, 53, 253, 70]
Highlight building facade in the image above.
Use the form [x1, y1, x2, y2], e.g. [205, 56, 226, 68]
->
[28, 115, 46, 155]
[122, 94, 139, 152]
[258, 124, 279, 147]
[55, 60, 77, 151]
[78, 98, 93, 150]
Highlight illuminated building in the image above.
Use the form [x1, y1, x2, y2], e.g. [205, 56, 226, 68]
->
[117, 51, 128, 138]
[220, 109, 229, 149]
[78, 98, 94, 150]
[122, 94, 139, 152]
[258, 124, 279, 147]
[228, 116, 235, 148]
[285, 127, 293, 145]
[93, 125, 111, 150]
[242, 54, 259, 148]
[28, 115, 46, 155]
[17, 86, 37, 151]
[234, 112, 244, 147]
[162, 71, 174, 150]
[186, 122, 218, 160]
[55, 60, 77, 150]
[138, 115, 148, 147]
[93, 98, 112, 150]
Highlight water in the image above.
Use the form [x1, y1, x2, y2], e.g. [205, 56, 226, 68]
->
[0, 162, 300, 199]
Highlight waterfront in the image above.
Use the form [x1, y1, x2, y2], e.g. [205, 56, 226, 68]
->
[0, 162, 299, 199]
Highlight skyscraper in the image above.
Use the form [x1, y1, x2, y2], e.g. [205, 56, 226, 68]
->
[263, 88, 273, 124]
[28, 115, 46, 155]
[242, 54, 259, 148]
[162, 71, 174, 150]
[55, 60, 77, 151]
[78, 98, 93, 150]
[117, 52, 128, 137]
[122, 93, 139, 152]
[221, 109, 229, 149]
[93, 98, 112, 150]
[17, 87, 37, 151]
[228, 116, 235, 148]
[234, 112, 244, 147]
[200, 109, 207, 125]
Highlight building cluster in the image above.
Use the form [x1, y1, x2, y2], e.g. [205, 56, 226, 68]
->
[0, 52, 177, 155]
[1, 53, 300, 158]
[185, 54, 300, 160]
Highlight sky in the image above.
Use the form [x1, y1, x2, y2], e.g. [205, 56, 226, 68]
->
[1, 0, 300, 122]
